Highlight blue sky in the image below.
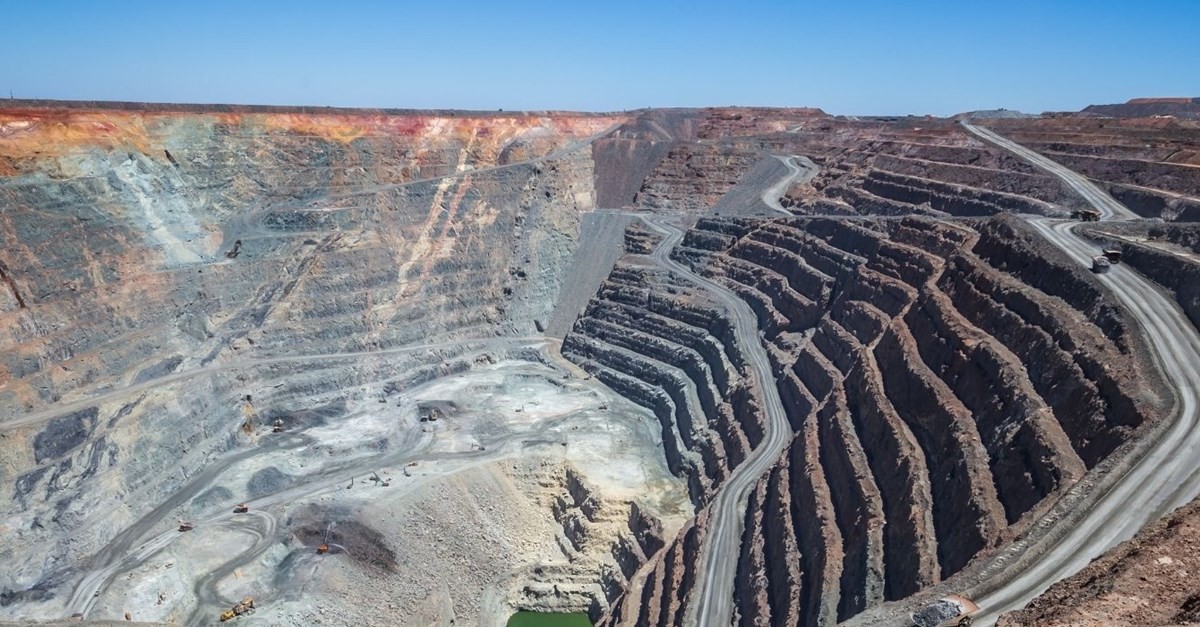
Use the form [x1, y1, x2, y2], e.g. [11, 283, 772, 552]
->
[2, 0, 1196, 115]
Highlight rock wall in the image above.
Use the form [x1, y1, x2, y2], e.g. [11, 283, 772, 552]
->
[592, 138, 675, 208]
[774, 122, 1074, 218]
[632, 144, 761, 214]
[511, 467, 667, 621]
[871, 154, 1081, 209]
[563, 262, 760, 507]
[1041, 153, 1200, 197]
[0, 104, 623, 602]
[1107, 184, 1200, 221]
[978, 117, 1200, 222]
[584, 214, 1160, 625]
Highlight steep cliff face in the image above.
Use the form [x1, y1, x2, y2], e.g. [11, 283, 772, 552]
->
[776, 126, 1075, 218]
[563, 261, 761, 507]
[590, 107, 827, 212]
[0, 103, 628, 610]
[510, 467, 669, 620]
[773, 116, 1200, 223]
[0, 105, 620, 413]
[631, 144, 762, 213]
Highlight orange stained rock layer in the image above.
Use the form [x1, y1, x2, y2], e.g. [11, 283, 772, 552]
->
[0, 106, 625, 161]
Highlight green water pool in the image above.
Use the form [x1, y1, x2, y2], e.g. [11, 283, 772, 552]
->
[505, 611, 593, 627]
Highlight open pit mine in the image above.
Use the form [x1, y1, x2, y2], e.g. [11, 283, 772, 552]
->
[1, 99, 1200, 627]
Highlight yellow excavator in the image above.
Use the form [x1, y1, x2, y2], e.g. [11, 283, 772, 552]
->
[316, 522, 343, 555]
[218, 596, 255, 622]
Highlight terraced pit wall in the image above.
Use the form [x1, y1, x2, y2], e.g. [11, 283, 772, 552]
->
[772, 117, 1200, 223]
[573, 213, 1164, 625]
[981, 118, 1200, 221]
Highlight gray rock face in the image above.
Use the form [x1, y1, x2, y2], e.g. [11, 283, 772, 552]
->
[33, 408, 97, 464]
[0, 105, 622, 606]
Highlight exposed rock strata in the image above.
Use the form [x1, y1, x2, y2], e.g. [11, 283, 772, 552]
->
[632, 144, 761, 214]
[0, 103, 1189, 626]
[0, 104, 629, 614]
[563, 261, 763, 508]
[587, 214, 1159, 625]
[511, 467, 668, 620]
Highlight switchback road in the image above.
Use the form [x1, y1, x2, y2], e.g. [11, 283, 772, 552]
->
[65, 342, 592, 622]
[761, 155, 818, 215]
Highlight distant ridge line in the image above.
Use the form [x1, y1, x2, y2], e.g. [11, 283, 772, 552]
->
[0, 98, 631, 117]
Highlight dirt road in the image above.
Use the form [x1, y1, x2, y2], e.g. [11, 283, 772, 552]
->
[2, 336, 552, 433]
[960, 124, 1200, 626]
[640, 217, 792, 627]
